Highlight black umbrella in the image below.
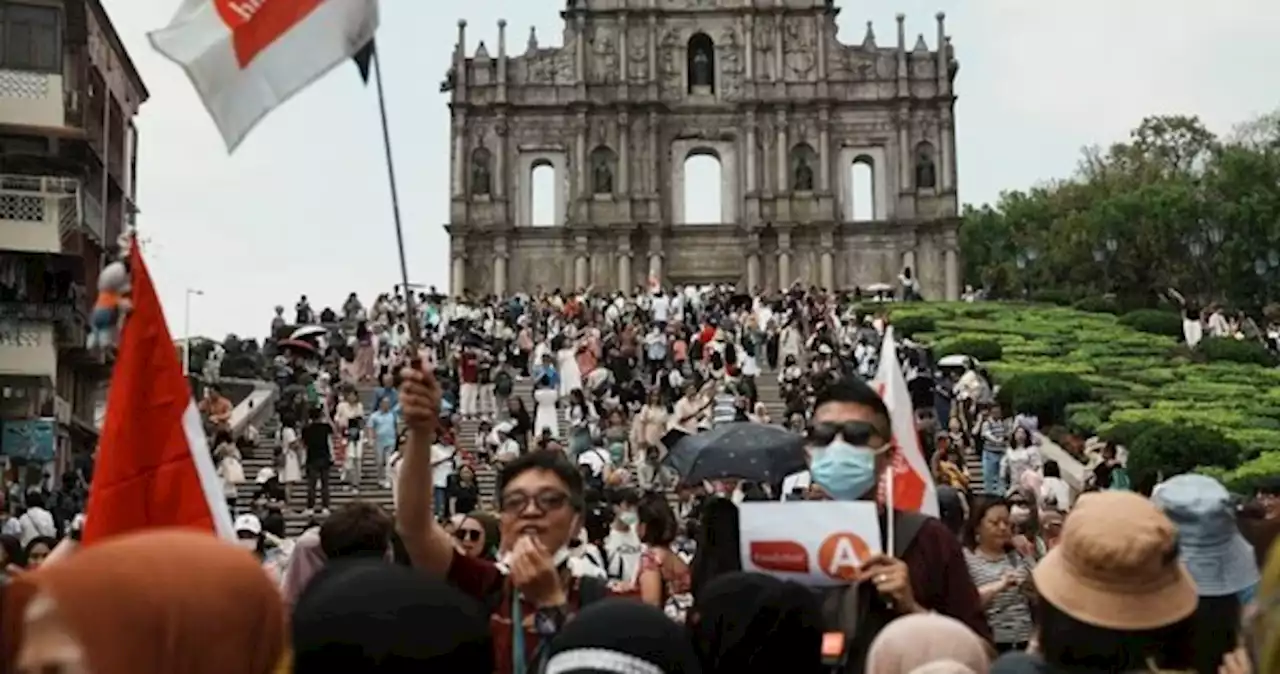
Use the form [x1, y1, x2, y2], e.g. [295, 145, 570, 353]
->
[663, 422, 808, 487]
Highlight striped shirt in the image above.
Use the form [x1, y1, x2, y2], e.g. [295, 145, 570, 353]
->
[711, 391, 737, 426]
[963, 548, 1035, 645]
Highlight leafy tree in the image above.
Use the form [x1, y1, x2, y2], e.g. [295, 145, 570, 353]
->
[961, 112, 1280, 312]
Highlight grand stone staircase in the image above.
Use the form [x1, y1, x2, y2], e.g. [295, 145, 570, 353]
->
[231, 364, 978, 536]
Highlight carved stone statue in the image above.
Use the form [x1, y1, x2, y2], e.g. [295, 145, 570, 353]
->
[471, 152, 492, 196]
[692, 49, 712, 87]
[593, 159, 613, 194]
[916, 144, 937, 189]
[794, 154, 814, 191]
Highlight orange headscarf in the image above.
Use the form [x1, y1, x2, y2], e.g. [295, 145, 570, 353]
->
[2, 529, 286, 674]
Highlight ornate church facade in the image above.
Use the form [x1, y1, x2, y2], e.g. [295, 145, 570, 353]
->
[444, 0, 961, 300]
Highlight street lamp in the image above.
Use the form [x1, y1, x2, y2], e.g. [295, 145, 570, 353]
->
[1105, 237, 1119, 254]
[1025, 248, 1040, 263]
[1257, 258, 1271, 278]
[183, 288, 204, 377]
[1188, 239, 1205, 258]
[1015, 254, 1027, 270]
[1093, 248, 1106, 263]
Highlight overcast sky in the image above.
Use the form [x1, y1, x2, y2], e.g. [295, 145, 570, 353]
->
[101, 0, 1279, 342]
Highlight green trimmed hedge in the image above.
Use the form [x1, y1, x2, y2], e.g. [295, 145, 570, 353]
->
[1118, 309, 1184, 338]
[1127, 422, 1242, 491]
[934, 336, 1004, 363]
[1198, 337, 1279, 367]
[883, 302, 1280, 475]
[998, 371, 1093, 426]
[892, 315, 936, 339]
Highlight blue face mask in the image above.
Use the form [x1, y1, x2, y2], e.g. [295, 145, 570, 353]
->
[810, 440, 880, 501]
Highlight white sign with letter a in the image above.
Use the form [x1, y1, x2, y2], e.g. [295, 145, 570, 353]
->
[737, 502, 883, 587]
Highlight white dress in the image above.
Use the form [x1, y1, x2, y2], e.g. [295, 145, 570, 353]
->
[557, 347, 583, 398]
[534, 388, 560, 438]
[279, 427, 302, 484]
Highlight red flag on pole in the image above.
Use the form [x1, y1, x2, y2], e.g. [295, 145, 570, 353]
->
[872, 327, 940, 517]
[81, 245, 234, 545]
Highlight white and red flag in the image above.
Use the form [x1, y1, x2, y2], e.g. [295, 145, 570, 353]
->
[149, 0, 380, 150]
[81, 245, 234, 545]
[873, 327, 940, 517]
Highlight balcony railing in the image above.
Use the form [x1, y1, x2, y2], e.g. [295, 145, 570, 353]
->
[0, 174, 105, 253]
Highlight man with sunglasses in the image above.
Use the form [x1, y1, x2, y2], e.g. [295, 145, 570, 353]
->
[396, 364, 609, 674]
[800, 377, 991, 671]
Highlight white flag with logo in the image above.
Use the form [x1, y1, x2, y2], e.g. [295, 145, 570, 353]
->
[149, 0, 379, 151]
[872, 327, 939, 517]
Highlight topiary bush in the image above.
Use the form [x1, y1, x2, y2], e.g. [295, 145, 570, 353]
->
[997, 371, 1093, 426]
[1198, 337, 1279, 367]
[1030, 289, 1075, 306]
[934, 336, 1004, 362]
[1118, 309, 1184, 338]
[1100, 420, 1170, 448]
[1126, 423, 1243, 492]
[892, 315, 936, 339]
[1072, 296, 1119, 314]
[1065, 401, 1108, 436]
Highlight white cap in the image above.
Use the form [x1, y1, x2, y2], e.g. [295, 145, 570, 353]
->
[234, 513, 262, 536]
[255, 467, 277, 484]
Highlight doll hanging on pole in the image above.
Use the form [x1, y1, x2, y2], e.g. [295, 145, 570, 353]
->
[87, 229, 135, 351]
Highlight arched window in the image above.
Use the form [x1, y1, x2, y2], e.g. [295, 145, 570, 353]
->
[589, 146, 617, 195]
[530, 161, 555, 227]
[470, 147, 492, 196]
[915, 141, 937, 190]
[683, 151, 722, 224]
[687, 32, 715, 94]
[850, 156, 875, 221]
[790, 143, 817, 192]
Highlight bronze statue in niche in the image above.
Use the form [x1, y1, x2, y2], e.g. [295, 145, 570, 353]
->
[915, 142, 937, 190]
[471, 147, 492, 196]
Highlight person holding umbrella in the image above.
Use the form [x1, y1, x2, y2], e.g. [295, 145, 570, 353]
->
[800, 376, 990, 668]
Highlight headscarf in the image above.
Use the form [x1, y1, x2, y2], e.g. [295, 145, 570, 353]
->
[293, 560, 492, 673]
[690, 572, 824, 674]
[545, 599, 701, 674]
[281, 527, 327, 607]
[4, 530, 286, 674]
[865, 613, 990, 674]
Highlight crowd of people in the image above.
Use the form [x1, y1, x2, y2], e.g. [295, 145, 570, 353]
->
[4, 284, 1280, 674]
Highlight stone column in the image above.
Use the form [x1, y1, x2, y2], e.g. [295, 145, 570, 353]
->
[777, 230, 791, 291]
[775, 109, 788, 192]
[574, 255, 589, 289]
[820, 228, 834, 289]
[944, 247, 959, 300]
[773, 16, 784, 81]
[618, 15, 628, 83]
[897, 109, 911, 195]
[744, 15, 755, 81]
[575, 113, 587, 197]
[940, 108, 955, 192]
[618, 112, 630, 192]
[648, 235, 664, 285]
[452, 115, 467, 197]
[451, 254, 466, 296]
[815, 13, 826, 79]
[493, 254, 507, 296]
[647, 111, 659, 196]
[617, 241, 632, 291]
[745, 110, 758, 192]
[495, 116, 507, 199]
[746, 233, 761, 289]
[575, 15, 586, 81]
[818, 109, 830, 191]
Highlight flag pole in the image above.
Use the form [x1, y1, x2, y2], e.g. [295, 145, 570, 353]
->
[371, 47, 421, 348]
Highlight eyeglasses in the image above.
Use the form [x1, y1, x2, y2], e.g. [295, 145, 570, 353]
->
[805, 420, 885, 446]
[499, 489, 573, 515]
[454, 528, 483, 542]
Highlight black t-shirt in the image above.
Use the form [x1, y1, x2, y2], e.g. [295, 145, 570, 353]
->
[301, 422, 333, 467]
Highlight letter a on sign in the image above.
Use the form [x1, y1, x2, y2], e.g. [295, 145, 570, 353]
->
[818, 533, 871, 582]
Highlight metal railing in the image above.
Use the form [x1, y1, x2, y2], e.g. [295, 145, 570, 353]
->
[0, 174, 105, 246]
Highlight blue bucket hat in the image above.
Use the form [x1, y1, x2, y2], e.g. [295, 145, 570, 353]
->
[1152, 474, 1259, 597]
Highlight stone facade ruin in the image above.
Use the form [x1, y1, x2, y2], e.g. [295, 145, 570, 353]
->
[444, 0, 961, 300]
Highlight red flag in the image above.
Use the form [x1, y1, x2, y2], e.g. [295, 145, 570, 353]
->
[81, 245, 234, 545]
[873, 327, 940, 517]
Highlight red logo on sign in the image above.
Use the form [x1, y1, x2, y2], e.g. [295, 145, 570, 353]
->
[215, 0, 325, 67]
[749, 540, 809, 574]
